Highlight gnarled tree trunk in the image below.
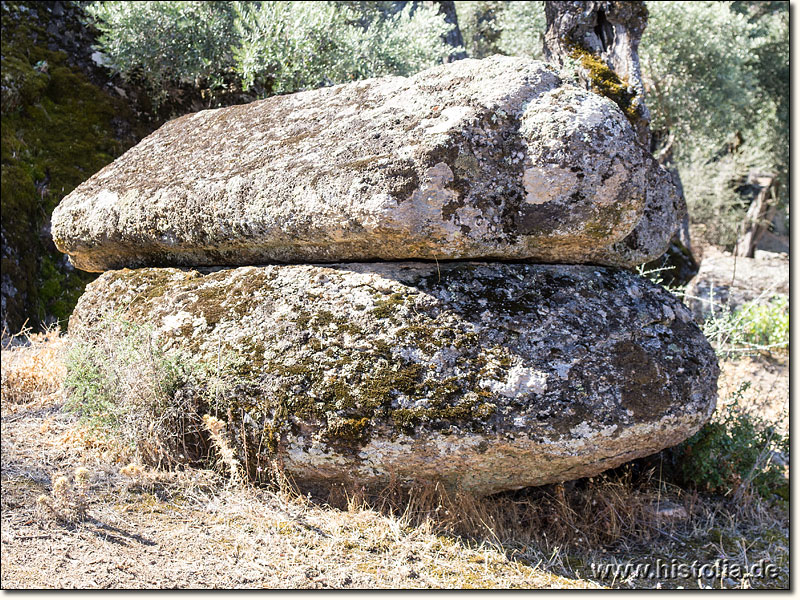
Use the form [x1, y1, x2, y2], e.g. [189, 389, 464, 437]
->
[736, 173, 777, 258]
[543, 1, 650, 148]
[434, 1, 467, 61]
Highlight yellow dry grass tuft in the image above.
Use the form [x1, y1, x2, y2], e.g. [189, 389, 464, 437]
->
[2, 325, 67, 406]
[322, 466, 685, 554]
[202, 414, 244, 486]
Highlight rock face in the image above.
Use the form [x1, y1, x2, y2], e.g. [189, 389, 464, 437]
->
[684, 248, 789, 322]
[583, 157, 686, 267]
[1, 0, 144, 333]
[69, 262, 718, 495]
[52, 56, 680, 272]
[55, 54, 717, 495]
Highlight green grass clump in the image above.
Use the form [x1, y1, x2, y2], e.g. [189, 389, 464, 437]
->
[733, 295, 788, 351]
[701, 293, 789, 358]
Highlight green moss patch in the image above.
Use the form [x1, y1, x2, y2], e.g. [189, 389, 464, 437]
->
[570, 45, 637, 122]
[1, 2, 143, 330]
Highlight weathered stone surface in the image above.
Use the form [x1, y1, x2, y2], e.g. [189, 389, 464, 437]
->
[582, 155, 685, 266]
[52, 56, 680, 272]
[69, 262, 718, 495]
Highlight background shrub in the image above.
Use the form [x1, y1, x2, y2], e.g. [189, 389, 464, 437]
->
[699, 292, 789, 358]
[85, 1, 458, 104]
[733, 295, 789, 350]
[86, 1, 238, 105]
[673, 384, 788, 500]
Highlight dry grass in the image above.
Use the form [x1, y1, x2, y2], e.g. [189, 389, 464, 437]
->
[1, 325, 67, 406]
[0, 329, 788, 589]
[325, 466, 686, 554]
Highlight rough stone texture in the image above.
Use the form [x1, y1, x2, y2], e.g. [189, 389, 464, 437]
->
[69, 262, 718, 495]
[582, 155, 684, 266]
[684, 248, 789, 322]
[52, 56, 680, 272]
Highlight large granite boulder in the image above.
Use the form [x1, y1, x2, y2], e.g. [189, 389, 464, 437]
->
[52, 56, 680, 272]
[69, 262, 718, 495]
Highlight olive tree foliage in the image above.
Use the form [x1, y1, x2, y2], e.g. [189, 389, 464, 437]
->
[641, 2, 758, 149]
[642, 1, 788, 244]
[85, 1, 458, 104]
[85, 1, 238, 103]
[232, 1, 456, 95]
[456, 1, 545, 59]
[495, 1, 546, 60]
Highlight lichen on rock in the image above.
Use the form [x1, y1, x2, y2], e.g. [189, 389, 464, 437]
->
[52, 56, 680, 272]
[69, 262, 719, 495]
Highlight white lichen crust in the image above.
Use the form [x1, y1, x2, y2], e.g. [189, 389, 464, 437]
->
[69, 262, 719, 495]
[52, 56, 679, 272]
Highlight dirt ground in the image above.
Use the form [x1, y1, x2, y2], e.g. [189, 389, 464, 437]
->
[1, 349, 788, 589]
[717, 353, 788, 435]
[1, 389, 598, 589]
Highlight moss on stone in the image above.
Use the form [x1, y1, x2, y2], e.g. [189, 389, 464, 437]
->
[1, 2, 144, 330]
[394, 324, 447, 353]
[324, 417, 371, 445]
[569, 45, 637, 122]
[391, 397, 497, 434]
[371, 292, 408, 319]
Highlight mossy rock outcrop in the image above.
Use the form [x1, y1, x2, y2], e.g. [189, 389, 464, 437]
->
[0, 1, 143, 332]
[53, 56, 680, 272]
[69, 262, 718, 495]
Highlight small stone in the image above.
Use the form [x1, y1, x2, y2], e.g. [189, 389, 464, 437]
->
[651, 501, 689, 521]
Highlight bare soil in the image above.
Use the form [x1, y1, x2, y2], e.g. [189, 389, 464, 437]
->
[1, 391, 593, 589]
[0, 340, 789, 589]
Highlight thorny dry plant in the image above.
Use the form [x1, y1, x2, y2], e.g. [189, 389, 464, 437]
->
[36, 467, 92, 523]
[202, 414, 244, 487]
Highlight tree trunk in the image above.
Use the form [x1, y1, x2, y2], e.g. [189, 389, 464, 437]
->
[543, 1, 650, 148]
[433, 1, 467, 61]
[736, 173, 777, 258]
